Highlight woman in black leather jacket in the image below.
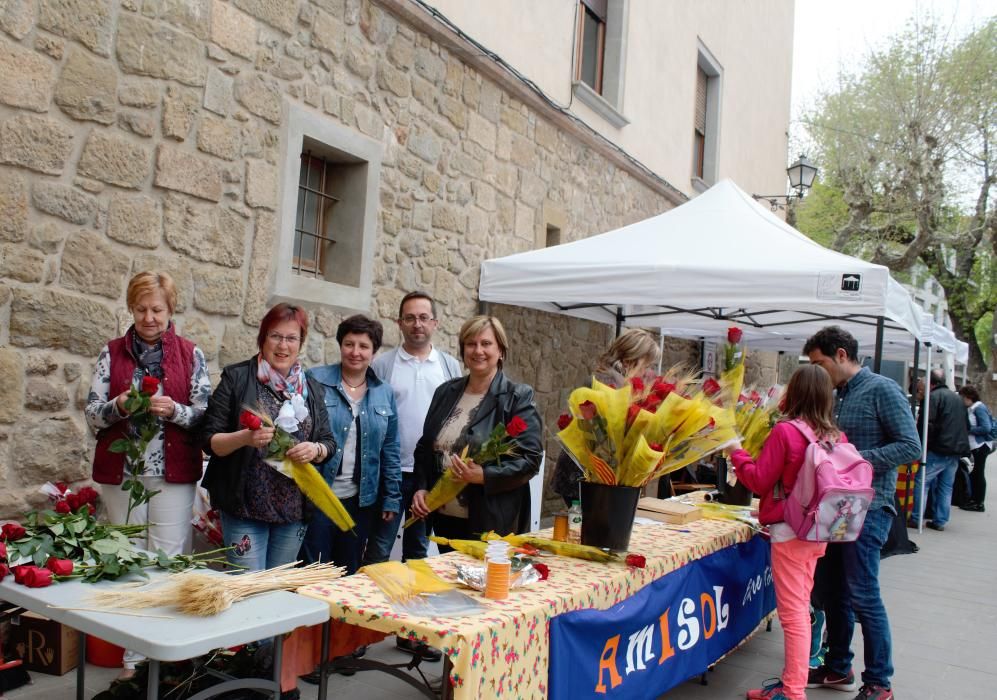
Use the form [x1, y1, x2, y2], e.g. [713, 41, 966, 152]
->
[411, 315, 543, 538]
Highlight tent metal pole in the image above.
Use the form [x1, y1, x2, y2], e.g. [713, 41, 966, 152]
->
[918, 342, 932, 534]
[873, 316, 885, 373]
[909, 341, 920, 413]
[615, 306, 623, 337]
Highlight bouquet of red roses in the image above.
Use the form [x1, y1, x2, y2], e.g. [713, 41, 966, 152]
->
[557, 370, 736, 487]
[107, 375, 163, 523]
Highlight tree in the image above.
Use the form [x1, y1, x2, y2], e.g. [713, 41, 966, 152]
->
[800, 17, 996, 392]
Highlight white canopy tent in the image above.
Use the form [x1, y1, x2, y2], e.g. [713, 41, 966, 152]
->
[479, 179, 923, 361]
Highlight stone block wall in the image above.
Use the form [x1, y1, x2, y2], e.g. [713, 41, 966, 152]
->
[0, 0, 778, 519]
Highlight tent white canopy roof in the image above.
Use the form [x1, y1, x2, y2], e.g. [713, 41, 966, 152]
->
[479, 179, 923, 352]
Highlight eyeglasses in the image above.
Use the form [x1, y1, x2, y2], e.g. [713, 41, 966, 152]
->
[400, 314, 436, 325]
[267, 332, 301, 346]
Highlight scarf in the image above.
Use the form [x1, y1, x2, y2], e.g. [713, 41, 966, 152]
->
[256, 354, 308, 400]
[131, 327, 165, 379]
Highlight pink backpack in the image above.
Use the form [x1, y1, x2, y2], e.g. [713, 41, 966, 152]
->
[783, 420, 875, 542]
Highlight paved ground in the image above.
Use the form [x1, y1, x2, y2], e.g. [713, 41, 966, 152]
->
[7, 454, 995, 699]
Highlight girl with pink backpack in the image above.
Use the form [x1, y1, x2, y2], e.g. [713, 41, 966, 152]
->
[728, 365, 850, 700]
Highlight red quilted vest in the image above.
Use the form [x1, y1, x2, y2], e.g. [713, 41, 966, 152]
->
[92, 324, 202, 484]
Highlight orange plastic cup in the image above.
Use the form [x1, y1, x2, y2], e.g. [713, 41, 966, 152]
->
[485, 560, 511, 600]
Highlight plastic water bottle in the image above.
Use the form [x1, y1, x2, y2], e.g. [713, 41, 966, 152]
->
[568, 499, 583, 544]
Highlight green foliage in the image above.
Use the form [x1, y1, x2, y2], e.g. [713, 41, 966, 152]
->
[976, 313, 993, 359]
[800, 16, 997, 376]
[115, 385, 162, 523]
[4, 509, 228, 583]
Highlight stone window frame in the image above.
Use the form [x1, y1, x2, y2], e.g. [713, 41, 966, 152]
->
[571, 0, 630, 128]
[274, 101, 383, 313]
[691, 39, 723, 193]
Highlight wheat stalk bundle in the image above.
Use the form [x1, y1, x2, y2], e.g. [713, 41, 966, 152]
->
[87, 562, 344, 616]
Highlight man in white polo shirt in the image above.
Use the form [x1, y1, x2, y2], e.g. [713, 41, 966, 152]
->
[366, 291, 461, 562]
[364, 292, 460, 657]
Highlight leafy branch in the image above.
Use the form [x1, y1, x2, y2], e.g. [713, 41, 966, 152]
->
[108, 379, 163, 523]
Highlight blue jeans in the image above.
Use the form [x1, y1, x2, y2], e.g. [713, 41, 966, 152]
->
[912, 452, 959, 526]
[219, 512, 306, 571]
[299, 495, 378, 575]
[364, 472, 429, 564]
[820, 507, 894, 688]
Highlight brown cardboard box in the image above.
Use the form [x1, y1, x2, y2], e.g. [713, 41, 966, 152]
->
[9, 612, 79, 675]
[635, 497, 703, 524]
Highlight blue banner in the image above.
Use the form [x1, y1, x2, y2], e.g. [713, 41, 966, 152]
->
[549, 534, 774, 699]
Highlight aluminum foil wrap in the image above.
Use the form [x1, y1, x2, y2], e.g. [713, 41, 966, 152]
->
[455, 561, 543, 591]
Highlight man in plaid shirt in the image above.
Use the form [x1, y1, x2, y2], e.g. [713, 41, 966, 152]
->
[803, 326, 921, 700]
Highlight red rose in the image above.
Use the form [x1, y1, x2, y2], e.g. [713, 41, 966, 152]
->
[23, 567, 53, 588]
[1, 523, 26, 541]
[532, 562, 550, 581]
[0, 563, 9, 582]
[239, 410, 263, 431]
[648, 443, 663, 452]
[55, 500, 71, 514]
[578, 401, 597, 421]
[54, 482, 68, 494]
[12, 565, 38, 584]
[140, 375, 160, 395]
[651, 381, 675, 399]
[0, 541, 6, 561]
[629, 376, 645, 392]
[626, 404, 641, 426]
[45, 557, 74, 576]
[625, 554, 646, 569]
[87, 504, 96, 516]
[727, 327, 743, 344]
[66, 493, 81, 511]
[640, 396, 661, 413]
[505, 416, 528, 438]
[703, 378, 722, 396]
[77, 486, 99, 506]
[556, 413, 572, 431]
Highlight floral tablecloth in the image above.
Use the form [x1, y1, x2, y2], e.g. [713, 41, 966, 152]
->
[296, 518, 755, 699]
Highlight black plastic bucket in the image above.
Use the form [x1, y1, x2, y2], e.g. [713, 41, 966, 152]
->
[580, 481, 642, 551]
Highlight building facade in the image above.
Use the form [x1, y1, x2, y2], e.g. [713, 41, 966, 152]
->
[0, 0, 794, 518]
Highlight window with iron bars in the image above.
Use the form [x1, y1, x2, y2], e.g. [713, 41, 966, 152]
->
[293, 152, 340, 278]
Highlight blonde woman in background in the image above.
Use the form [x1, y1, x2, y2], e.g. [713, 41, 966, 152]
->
[551, 328, 661, 506]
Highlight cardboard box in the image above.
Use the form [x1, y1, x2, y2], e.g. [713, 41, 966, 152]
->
[8, 612, 79, 675]
[635, 497, 703, 524]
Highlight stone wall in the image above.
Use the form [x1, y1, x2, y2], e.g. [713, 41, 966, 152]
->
[0, 0, 778, 520]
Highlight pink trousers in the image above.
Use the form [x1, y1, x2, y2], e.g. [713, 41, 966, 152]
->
[771, 539, 827, 700]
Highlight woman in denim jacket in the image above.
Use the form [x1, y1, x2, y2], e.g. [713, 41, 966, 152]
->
[301, 315, 402, 573]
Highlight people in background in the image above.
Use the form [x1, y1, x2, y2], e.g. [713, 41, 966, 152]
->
[201, 303, 336, 571]
[301, 315, 401, 575]
[911, 369, 970, 531]
[411, 315, 544, 541]
[958, 384, 992, 513]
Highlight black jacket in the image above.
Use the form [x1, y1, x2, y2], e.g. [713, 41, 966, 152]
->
[414, 370, 544, 536]
[200, 357, 336, 515]
[924, 384, 970, 457]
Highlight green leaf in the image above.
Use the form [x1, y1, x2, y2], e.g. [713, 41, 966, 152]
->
[108, 438, 132, 454]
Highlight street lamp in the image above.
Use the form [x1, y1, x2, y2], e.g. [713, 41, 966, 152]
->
[752, 154, 819, 210]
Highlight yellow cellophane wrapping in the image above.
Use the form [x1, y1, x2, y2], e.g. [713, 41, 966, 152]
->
[360, 560, 453, 602]
[286, 460, 356, 532]
[481, 532, 618, 563]
[558, 377, 737, 488]
[403, 468, 467, 529]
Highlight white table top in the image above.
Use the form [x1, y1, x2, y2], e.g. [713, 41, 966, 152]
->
[0, 571, 330, 661]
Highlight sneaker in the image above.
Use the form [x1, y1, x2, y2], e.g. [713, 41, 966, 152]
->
[807, 665, 857, 691]
[960, 502, 985, 512]
[853, 685, 893, 699]
[746, 678, 785, 699]
[926, 521, 945, 531]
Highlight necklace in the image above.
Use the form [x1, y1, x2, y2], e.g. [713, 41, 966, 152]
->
[342, 375, 367, 392]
